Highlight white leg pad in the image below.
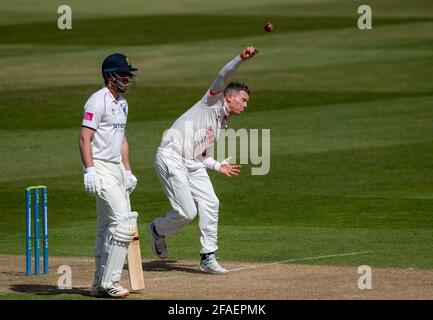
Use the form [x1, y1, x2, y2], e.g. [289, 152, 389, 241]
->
[101, 239, 128, 289]
[101, 212, 139, 289]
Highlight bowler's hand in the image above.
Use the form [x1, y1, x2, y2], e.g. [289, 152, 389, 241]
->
[83, 167, 102, 196]
[220, 164, 241, 177]
[240, 46, 258, 61]
[125, 170, 138, 193]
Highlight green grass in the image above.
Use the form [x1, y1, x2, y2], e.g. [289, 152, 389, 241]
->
[2, 14, 432, 47]
[1, 1, 433, 298]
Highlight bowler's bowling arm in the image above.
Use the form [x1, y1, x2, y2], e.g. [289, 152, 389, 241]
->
[209, 55, 243, 96]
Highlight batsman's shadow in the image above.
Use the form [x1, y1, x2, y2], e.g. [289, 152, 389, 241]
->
[10, 284, 92, 298]
[141, 260, 202, 274]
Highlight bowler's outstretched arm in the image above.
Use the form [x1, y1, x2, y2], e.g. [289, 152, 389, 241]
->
[210, 47, 258, 96]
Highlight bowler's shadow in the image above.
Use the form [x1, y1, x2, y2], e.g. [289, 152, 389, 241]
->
[139, 259, 202, 274]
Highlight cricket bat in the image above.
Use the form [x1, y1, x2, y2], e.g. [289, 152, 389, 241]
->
[127, 231, 145, 291]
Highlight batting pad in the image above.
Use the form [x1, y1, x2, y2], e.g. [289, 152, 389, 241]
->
[101, 212, 139, 289]
[101, 240, 128, 289]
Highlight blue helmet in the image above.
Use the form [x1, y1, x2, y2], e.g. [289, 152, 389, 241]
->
[102, 53, 137, 93]
[102, 53, 138, 74]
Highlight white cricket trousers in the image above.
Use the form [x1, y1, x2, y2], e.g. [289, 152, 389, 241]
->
[93, 159, 130, 282]
[154, 147, 220, 254]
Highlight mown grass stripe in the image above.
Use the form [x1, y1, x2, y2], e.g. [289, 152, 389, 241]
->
[0, 15, 432, 46]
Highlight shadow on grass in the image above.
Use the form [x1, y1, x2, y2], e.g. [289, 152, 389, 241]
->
[9, 284, 91, 297]
[0, 271, 24, 277]
[9, 261, 202, 297]
[138, 259, 202, 274]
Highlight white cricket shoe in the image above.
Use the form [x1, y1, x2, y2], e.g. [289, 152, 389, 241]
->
[200, 253, 227, 275]
[105, 283, 129, 298]
[148, 222, 168, 259]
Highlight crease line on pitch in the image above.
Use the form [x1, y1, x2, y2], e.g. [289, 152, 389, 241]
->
[227, 251, 372, 272]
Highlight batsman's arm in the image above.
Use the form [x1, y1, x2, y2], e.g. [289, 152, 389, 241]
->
[121, 136, 132, 171]
[210, 46, 258, 96]
[121, 136, 138, 193]
[79, 127, 96, 169]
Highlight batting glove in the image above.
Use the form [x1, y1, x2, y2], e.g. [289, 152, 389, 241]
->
[83, 167, 102, 196]
[125, 170, 138, 193]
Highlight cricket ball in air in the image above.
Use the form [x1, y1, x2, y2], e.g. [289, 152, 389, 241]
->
[264, 22, 273, 32]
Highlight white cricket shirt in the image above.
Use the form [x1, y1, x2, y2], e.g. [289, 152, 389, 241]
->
[160, 88, 228, 161]
[81, 87, 128, 163]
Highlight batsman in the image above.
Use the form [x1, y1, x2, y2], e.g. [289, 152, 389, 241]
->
[79, 53, 139, 297]
[148, 46, 258, 274]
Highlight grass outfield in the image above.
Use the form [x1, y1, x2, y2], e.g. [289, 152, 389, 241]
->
[1, 0, 433, 291]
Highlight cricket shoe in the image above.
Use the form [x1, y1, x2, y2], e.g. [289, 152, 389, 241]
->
[148, 222, 168, 259]
[200, 253, 227, 275]
[104, 283, 130, 298]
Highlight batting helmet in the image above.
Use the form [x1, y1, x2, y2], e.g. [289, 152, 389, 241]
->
[102, 53, 138, 74]
[102, 53, 138, 93]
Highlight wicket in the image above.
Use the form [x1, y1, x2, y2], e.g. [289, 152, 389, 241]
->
[26, 186, 48, 276]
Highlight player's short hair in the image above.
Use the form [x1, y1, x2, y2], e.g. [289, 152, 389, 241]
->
[224, 82, 250, 97]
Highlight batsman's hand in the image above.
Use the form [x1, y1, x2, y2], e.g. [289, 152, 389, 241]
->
[240, 46, 258, 61]
[125, 170, 138, 193]
[220, 164, 241, 177]
[83, 167, 102, 196]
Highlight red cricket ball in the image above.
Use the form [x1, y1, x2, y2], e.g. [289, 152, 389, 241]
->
[264, 22, 273, 32]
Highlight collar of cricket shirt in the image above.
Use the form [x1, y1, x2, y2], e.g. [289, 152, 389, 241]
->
[220, 102, 229, 129]
[103, 86, 124, 104]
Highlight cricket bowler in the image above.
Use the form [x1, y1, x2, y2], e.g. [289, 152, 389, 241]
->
[148, 46, 258, 274]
